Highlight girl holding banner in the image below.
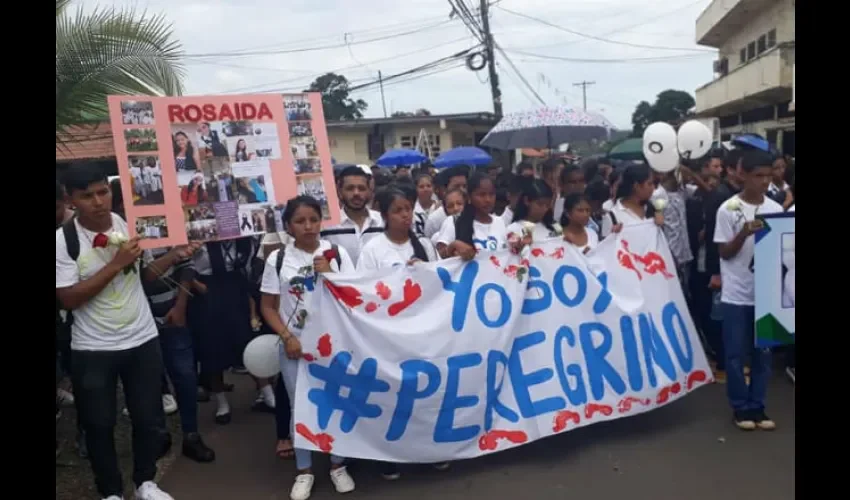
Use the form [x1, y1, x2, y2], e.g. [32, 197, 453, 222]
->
[436, 173, 508, 259]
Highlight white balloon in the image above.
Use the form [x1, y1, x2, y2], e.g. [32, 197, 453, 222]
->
[676, 120, 713, 160]
[243, 334, 281, 378]
[642, 122, 679, 173]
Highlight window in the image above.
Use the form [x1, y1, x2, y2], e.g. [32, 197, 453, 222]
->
[747, 42, 756, 60]
[398, 134, 441, 156]
[767, 29, 777, 48]
[757, 35, 767, 54]
[740, 48, 746, 64]
[399, 135, 416, 148]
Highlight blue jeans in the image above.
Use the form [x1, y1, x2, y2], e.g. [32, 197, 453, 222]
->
[721, 303, 771, 412]
[158, 325, 199, 434]
[279, 346, 345, 470]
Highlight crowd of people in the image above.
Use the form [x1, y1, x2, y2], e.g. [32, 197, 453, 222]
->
[55, 143, 794, 500]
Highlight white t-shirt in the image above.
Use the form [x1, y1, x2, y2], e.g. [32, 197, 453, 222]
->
[600, 200, 651, 238]
[505, 220, 563, 243]
[436, 214, 508, 252]
[787, 204, 795, 212]
[55, 213, 158, 351]
[713, 195, 784, 306]
[260, 240, 354, 335]
[357, 233, 438, 271]
[501, 206, 514, 226]
[424, 206, 447, 239]
[413, 200, 440, 238]
[566, 227, 599, 254]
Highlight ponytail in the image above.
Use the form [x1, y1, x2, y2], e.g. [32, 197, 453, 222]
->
[408, 229, 429, 262]
[454, 203, 475, 246]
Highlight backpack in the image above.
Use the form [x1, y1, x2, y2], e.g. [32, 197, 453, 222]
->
[275, 244, 342, 276]
[58, 217, 79, 327]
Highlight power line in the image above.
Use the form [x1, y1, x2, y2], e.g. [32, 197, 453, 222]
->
[496, 5, 714, 52]
[494, 42, 546, 106]
[506, 49, 713, 64]
[572, 81, 596, 110]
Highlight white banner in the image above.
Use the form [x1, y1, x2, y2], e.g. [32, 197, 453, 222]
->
[293, 224, 712, 462]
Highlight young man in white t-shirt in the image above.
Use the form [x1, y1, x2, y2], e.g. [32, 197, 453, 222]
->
[56, 164, 196, 500]
[713, 149, 784, 432]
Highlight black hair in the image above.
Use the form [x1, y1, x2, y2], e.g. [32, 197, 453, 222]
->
[336, 166, 370, 188]
[512, 179, 556, 232]
[702, 148, 724, 166]
[110, 178, 124, 214]
[516, 162, 534, 175]
[282, 195, 323, 230]
[559, 164, 583, 186]
[582, 159, 601, 184]
[375, 188, 429, 262]
[789, 171, 796, 201]
[740, 149, 775, 173]
[61, 163, 108, 194]
[495, 187, 508, 205]
[559, 192, 591, 227]
[454, 172, 494, 246]
[444, 186, 468, 205]
[724, 148, 744, 173]
[414, 171, 433, 186]
[585, 179, 610, 204]
[784, 161, 795, 186]
[506, 173, 528, 196]
[541, 158, 563, 179]
[391, 179, 417, 205]
[56, 179, 65, 201]
[616, 163, 652, 200]
[607, 166, 623, 187]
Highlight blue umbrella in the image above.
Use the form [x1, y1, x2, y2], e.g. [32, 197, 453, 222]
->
[433, 146, 492, 168]
[376, 148, 428, 167]
[731, 134, 770, 152]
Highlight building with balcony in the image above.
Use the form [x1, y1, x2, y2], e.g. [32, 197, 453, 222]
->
[694, 0, 795, 155]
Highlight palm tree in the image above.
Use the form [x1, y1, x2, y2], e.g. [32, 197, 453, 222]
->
[56, 0, 185, 147]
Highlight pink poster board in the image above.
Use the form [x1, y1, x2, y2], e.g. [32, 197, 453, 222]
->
[106, 93, 339, 249]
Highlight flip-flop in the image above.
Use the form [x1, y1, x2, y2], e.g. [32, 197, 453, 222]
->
[276, 439, 294, 460]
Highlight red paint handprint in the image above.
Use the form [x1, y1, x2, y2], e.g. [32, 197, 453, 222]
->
[324, 282, 363, 308]
[489, 255, 502, 268]
[656, 382, 682, 404]
[550, 247, 565, 259]
[584, 403, 613, 419]
[375, 281, 392, 300]
[687, 370, 709, 390]
[617, 396, 651, 414]
[317, 334, 333, 357]
[552, 410, 581, 432]
[295, 423, 334, 453]
[387, 279, 422, 316]
[477, 430, 529, 451]
[503, 265, 519, 278]
[303, 353, 315, 362]
[531, 248, 545, 257]
[365, 302, 379, 313]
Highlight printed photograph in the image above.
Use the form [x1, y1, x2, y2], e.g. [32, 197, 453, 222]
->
[206, 171, 236, 203]
[297, 175, 331, 220]
[173, 121, 230, 161]
[135, 215, 168, 239]
[238, 209, 258, 235]
[284, 98, 312, 121]
[253, 123, 281, 159]
[184, 203, 217, 223]
[234, 175, 270, 204]
[186, 219, 219, 241]
[295, 158, 322, 175]
[121, 100, 155, 125]
[229, 137, 256, 163]
[781, 233, 795, 308]
[125, 128, 158, 152]
[291, 136, 318, 159]
[128, 156, 165, 206]
[288, 121, 312, 138]
[179, 172, 210, 206]
[221, 120, 254, 137]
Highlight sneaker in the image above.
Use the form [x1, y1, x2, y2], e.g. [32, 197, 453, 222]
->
[433, 461, 451, 471]
[733, 410, 756, 431]
[162, 394, 178, 415]
[381, 463, 401, 480]
[329, 466, 356, 493]
[251, 392, 276, 413]
[754, 411, 777, 431]
[182, 433, 216, 463]
[135, 481, 174, 500]
[290, 473, 315, 500]
[785, 367, 795, 384]
[57, 388, 75, 406]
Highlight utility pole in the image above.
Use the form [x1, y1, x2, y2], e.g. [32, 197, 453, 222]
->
[572, 80, 596, 111]
[378, 70, 388, 118]
[480, 0, 503, 118]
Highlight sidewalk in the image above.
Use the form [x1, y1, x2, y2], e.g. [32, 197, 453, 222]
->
[161, 374, 796, 500]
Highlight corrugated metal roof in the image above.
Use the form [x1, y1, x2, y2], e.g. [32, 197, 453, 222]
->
[56, 122, 116, 161]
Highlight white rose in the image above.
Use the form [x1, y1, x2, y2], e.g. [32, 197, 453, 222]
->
[521, 221, 536, 233]
[726, 198, 741, 211]
[551, 223, 563, 234]
[108, 231, 129, 246]
[651, 198, 667, 211]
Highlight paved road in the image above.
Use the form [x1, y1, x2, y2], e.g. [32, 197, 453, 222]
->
[161, 374, 795, 500]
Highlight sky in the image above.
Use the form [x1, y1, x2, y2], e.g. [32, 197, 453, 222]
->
[80, 0, 718, 129]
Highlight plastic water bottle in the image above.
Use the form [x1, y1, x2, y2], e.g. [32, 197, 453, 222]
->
[710, 290, 724, 321]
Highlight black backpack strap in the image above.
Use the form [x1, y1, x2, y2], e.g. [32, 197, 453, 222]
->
[275, 246, 286, 277]
[62, 217, 80, 261]
[330, 244, 342, 269]
[607, 210, 618, 227]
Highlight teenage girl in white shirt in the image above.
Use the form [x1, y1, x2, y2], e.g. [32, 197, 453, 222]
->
[505, 178, 563, 244]
[600, 163, 664, 238]
[259, 195, 357, 500]
[560, 193, 601, 254]
[412, 173, 440, 238]
[436, 172, 508, 260]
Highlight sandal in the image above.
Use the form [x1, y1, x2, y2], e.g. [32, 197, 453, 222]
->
[276, 439, 294, 460]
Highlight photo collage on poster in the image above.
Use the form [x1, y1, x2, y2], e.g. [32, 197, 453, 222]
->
[119, 100, 168, 240]
[286, 95, 331, 220]
[171, 118, 283, 241]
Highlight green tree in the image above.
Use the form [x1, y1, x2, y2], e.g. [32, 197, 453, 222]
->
[306, 73, 368, 121]
[630, 89, 695, 137]
[56, 0, 185, 147]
